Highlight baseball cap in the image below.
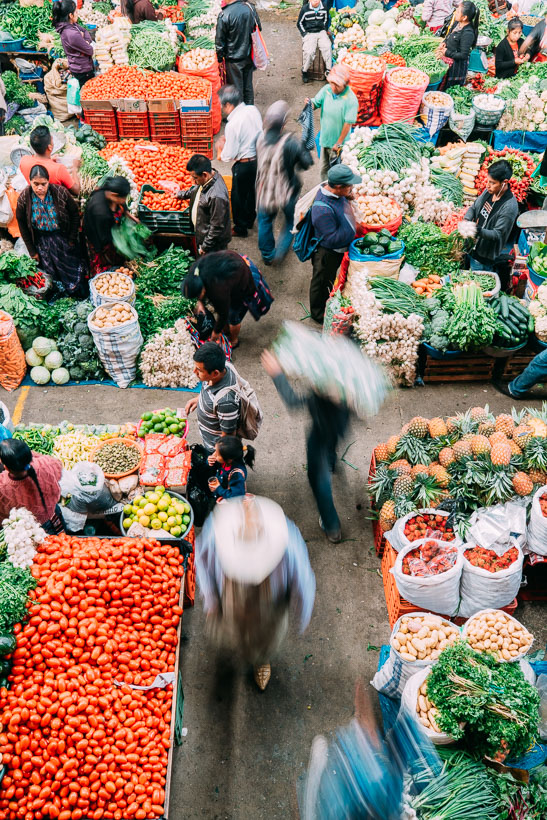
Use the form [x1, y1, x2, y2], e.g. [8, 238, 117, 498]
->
[327, 164, 362, 186]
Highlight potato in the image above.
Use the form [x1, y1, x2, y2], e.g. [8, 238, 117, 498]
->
[418, 695, 427, 712]
[400, 651, 415, 661]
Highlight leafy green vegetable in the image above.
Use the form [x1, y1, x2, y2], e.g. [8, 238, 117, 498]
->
[0, 561, 37, 632]
[127, 23, 177, 71]
[407, 52, 448, 79]
[0, 1, 55, 49]
[430, 167, 464, 208]
[392, 33, 439, 62]
[112, 218, 156, 261]
[427, 641, 539, 761]
[446, 85, 474, 115]
[5, 114, 27, 136]
[135, 245, 193, 295]
[0, 252, 38, 284]
[135, 293, 195, 342]
[446, 282, 498, 351]
[79, 143, 110, 180]
[2, 71, 32, 108]
[0, 284, 45, 349]
[399, 221, 463, 277]
[367, 277, 427, 317]
[39, 297, 76, 338]
[354, 123, 423, 174]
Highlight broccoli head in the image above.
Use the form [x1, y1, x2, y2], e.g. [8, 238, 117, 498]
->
[69, 366, 84, 381]
[431, 310, 449, 333]
[76, 301, 92, 320]
[74, 322, 88, 335]
[429, 333, 449, 352]
[426, 297, 441, 315]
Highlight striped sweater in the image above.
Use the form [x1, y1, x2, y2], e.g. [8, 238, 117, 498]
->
[297, 2, 329, 36]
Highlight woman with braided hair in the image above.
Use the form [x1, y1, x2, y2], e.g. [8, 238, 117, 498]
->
[0, 440, 64, 534]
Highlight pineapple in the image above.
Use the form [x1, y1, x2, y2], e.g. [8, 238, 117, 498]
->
[512, 471, 534, 497]
[513, 425, 534, 448]
[446, 416, 459, 433]
[387, 435, 400, 455]
[495, 413, 515, 437]
[400, 423, 410, 436]
[470, 435, 491, 456]
[389, 459, 411, 476]
[393, 475, 413, 498]
[470, 406, 490, 424]
[489, 431, 508, 446]
[429, 464, 450, 488]
[374, 443, 390, 463]
[527, 416, 547, 438]
[428, 417, 448, 438]
[379, 500, 396, 532]
[529, 469, 547, 485]
[508, 439, 522, 456]
[462, 433, 475, 442]
[478, 420, 495, 437]
[408, 417, 429, 438]
[439, 447, 455, 467]
[490, 442, 512, 467]
[412, 473, 445, 508]
[524, 436, 547, 473]
[411, 464, 430, 478]
[453, 439, 472, 460]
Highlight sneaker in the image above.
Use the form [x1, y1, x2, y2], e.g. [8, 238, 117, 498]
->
[319, 517, 342, 543]
[493, 381, 526, 400]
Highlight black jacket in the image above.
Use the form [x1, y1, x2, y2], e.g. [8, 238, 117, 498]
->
[181, 171, 232, 254]
[215, 0, 261, 64]
[464, 187, 519, 265]
[444, 23, 475, 62]
[282, 135, 314, 195]
[297, 2, 329, 35]
[16, 184, 80, 258]
[495, 36, 524, 79]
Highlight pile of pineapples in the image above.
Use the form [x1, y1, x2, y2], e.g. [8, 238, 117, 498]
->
[371, 405, 547, 534]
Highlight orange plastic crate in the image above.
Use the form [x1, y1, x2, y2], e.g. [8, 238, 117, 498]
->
[182, 137, 213, 158]
[369, 452, 387, 556]
[184, 526, 196, 608]
[180, 110, 213, 139]
[83, 109, 118, 141]
[381, 543, 517, 628]
[150, 110, 182, 145]
[116, 110, 151, 140]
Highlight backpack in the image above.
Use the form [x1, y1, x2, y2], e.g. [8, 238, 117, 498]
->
[213, 362, 263, 441]
[241, 255, 274, 320]
[293, 198, 333, 262]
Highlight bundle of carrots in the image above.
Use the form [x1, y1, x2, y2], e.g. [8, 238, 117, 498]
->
[411, 274, 443, 296]
[141, 191, 188, 212]
[0, 535, 184, 820]
[80, 66, 211, 102]
[100, 141, 194, 191]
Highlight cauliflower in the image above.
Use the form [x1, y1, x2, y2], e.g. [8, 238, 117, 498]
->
[529, 299, 546, 318]
[535, 315, 547, 342]
[535, 110, 545, 125]
[538, 283, 547, 308]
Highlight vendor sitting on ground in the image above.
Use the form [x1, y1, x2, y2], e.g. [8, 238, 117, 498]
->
[0, 439, 64, 534]
[459, 159, 518, 288]
[495, 19, 526, 78]
[83, 176, 136, 275]
[19, 125, 80, 196]
[297, 0, 332, 84]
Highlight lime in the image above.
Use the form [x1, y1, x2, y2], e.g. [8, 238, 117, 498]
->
[164, 408, 173, 415]
[182, 514, 190, 525]
[151, 414, 161, 424]
[150, 519, 162, 530]
[158, 511, 168, 523]
[148, 492, 160, 504]
[157, 497, 170, 511]
[167, 506, 177, 517]
[143, 503, 156, 516]
[138, 514, 150, 528]
[175, 514, 182, 525]
[123, 504, 133, 515]
[169, 424, 180, 434]
[167, 516, 177, 528]
[122, 518, 132, 530]
[137, 429, 146, 438]
[153, 423, 164, 432]
[171, 525, 182, 538]
[156, 485, 165, 495]
[183, 503, 190, 514]
[142, 412, 152, 421]
[165, 417, 177, 425]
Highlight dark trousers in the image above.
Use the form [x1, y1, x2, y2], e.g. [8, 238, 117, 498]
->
[231, 159, 257, 233]
[307, 428, 340, 534]
[310, 246, 344, 323]
[71, 69, 95, 88]
[225, 59, 255, 105]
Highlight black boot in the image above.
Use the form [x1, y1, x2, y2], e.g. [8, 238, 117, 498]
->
[302, 70, 309, 83]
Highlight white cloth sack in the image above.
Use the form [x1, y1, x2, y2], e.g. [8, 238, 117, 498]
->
[400, 667, 455, 745]
[89, 272, 136, 307]
[419, 93, 453, 137]
[386, 509, 461, 553]
[527, 485, 547, 555]
[459, 540, 523, 618]
[391, 540, 463, 616]
[448, 110, 475, 141]
[461, 609, 534, 663]
[88, 303, 142, 389]
[0, 170, 12, 227]
[371, 612, 437, 699]
[294, 182, 322, 227]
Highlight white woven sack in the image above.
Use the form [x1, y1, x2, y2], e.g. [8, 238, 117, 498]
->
[400, 667, 455, 745]
[461, 609, 534, 663]
[387, 509, 462, 553]
[448, 110, 475, 142]
[371, 612, 434, 699]
[88, 303, 142, 389]
[391, 539, 463, 616]
[89, 271, 135, 308]
[420, 92, 453, 137]
[459, 540, 523, 618]
[527, 485, 547, 556]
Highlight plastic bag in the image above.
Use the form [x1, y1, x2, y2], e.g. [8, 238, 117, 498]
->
[323, 291, 355, 336]
[371, 612, 442, 698]
[0, 310, 26, 392]
[537, 674, 547, 741]
[461, 609, 534, 663]
[392, 540, 463, 616]
[459, 540, 523, 618]
[66, 77, 81, 115]
[0, 172, 13, 228]
[87, 303, 142, 389]
[448, 110, 475, 142]
[112, 218, 156, 261]
[401, 668, 455, 745]
[61, 461, 114, 532]
[468, 500, 527, 551]
[527, 486, 547, 556]
[386, 509, 460, 553]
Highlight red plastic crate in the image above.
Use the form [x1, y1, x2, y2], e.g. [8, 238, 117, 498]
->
[149, 110, 181, 145]
[184, 526, 196, 608]
[116, 110, 150, 140]
[182, 137, 213, 158]
[180, 110, 213, 139]
[83, 109, 118, 141]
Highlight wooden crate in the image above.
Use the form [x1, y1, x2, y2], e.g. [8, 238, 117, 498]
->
[308, 49, 326, 81]
[423, 353, 495, 383]
[500, 348, 535, 382]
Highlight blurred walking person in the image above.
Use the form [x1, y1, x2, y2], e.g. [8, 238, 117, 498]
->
[195, 495, 315, 690]
[256, 101, 313, 266]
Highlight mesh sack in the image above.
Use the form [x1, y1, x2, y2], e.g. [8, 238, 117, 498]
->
[0, 310, 26, 392]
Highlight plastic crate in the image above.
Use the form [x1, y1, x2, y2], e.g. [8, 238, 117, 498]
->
[150, 110, 181, 144]
[0, 38, 25, 52]
[381, 543, 518, 627]
[138, 184, 194, 234]
[368, 452, 387, 557]
[182, 137, 213, 158]
[183, 526, 195, 608]
[83, 109, 118, 141]
[116, 110, 150, 140]
[180, 110, 213, 139]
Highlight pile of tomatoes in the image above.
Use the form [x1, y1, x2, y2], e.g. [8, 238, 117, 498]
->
[540, 496, 547, 518]
[159, 6, 185, 22]
[0, 535, 183, 820]
[80, 67, 210, 102]
[141, 191, 189, 212]
[402, 540, 458, 577]
[464, 545, 519, 572]
[403, 513, 455, 543]
[380, 52, 406, 67]
[100, 141, 194, 192]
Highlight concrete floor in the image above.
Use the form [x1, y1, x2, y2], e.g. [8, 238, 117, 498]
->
[3, 7, 547, 817]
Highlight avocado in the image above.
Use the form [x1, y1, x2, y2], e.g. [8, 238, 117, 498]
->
[369, 245, 385, 257]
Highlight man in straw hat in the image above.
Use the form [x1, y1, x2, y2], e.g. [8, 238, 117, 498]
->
[195, 495, 315, 690]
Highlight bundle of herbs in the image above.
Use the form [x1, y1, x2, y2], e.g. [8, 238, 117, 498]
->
[398, 222, 463, 277]
[446, 282, 498, 351]
[134, 245, 193, 296]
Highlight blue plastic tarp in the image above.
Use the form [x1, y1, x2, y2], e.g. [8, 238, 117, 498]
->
[492, 129, 547, 153]
[21, 374, 199, 392]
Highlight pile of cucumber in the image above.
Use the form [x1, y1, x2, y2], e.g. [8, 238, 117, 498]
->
[490, 293, 534, 348]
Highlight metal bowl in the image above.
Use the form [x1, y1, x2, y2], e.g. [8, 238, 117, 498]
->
[119, 490, 194, 540]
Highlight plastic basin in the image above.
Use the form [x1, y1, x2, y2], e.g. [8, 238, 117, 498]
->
[421, 342, 463, 360]
[528, 262, 547, 287]
[119, 490, 194, 540]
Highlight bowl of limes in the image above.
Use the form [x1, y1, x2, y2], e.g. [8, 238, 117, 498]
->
[137, 408, 188, 438]
[120, 486, 193, 539]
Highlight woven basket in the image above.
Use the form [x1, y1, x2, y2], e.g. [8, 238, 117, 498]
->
[472, 95, 505, 127]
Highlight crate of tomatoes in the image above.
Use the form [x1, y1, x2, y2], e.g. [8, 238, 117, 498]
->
[138, 184, 193, 235]
[460, 539, 523, 618]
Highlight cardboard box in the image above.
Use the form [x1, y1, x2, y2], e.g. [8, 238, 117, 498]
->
[81, 98, 114, 111]
[180, 92, 212, 113]
[148, 98, 178, 113]
[115, 98, 147, 113]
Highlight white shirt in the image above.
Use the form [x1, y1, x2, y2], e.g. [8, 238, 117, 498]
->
[220, 103, 263, 163]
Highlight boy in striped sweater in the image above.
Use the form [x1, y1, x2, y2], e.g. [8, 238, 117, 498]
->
[297, 0, 332, 83]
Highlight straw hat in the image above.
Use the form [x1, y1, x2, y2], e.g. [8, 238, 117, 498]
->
[213, 496, 288, 584]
